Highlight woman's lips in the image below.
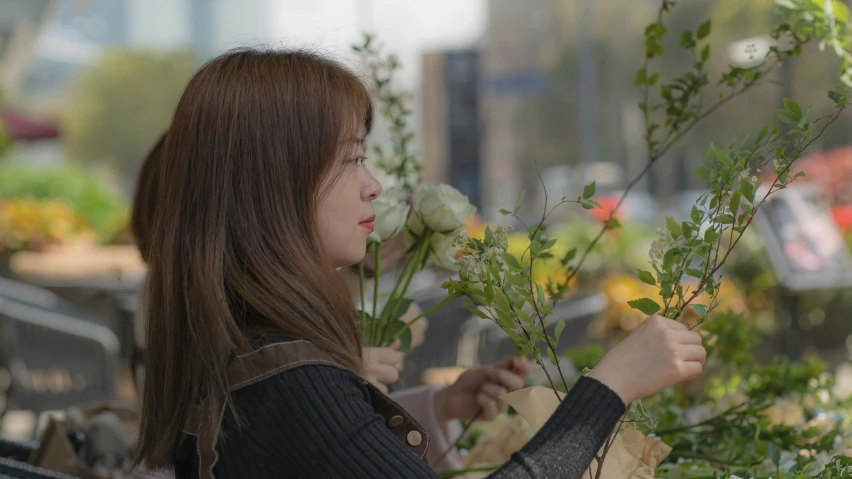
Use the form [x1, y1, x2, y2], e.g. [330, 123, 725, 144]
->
[360, 215, 376, 232]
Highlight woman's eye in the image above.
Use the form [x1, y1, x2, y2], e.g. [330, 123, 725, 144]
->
[354, 156, 367, 166]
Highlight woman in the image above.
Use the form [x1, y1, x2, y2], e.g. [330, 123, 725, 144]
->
[129, 135, 525, 474]
[135, 48, 705, 478]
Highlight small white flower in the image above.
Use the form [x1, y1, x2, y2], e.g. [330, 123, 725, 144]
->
[492, 225, 513, 250]
[453, 231, 471, 250]
[483, 247, 501, 262]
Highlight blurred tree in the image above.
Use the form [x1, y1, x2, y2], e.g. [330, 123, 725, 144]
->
[64, 49, 197, 184]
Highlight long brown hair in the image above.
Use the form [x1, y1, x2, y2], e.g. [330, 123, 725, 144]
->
[131, 133, 166, 264]
[136, 48, 372, 468]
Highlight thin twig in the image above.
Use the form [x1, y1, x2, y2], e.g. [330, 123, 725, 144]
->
[677, 106, 847, 317]
[564, 66, 772, 289]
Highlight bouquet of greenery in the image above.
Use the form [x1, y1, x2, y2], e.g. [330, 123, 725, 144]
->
[352, 35, 475, 351]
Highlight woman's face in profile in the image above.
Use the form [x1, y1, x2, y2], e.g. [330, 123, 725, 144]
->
[316, 127, 383, 268]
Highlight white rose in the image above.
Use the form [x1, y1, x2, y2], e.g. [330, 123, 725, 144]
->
[410, 184, 477, 234]
[369, 191, 410, 243]
[427, 231, 459, 270]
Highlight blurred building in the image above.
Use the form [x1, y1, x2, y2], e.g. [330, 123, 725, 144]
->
[0, 0, 60, 96]
[421, 50, 483, 210]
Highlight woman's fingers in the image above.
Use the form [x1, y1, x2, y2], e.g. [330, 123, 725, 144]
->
[480, 382, 508, 400]
[476, 392, 501, 420]
[365, 347, 404, 371]
[487, 368, 525, 392]
[370, 364, 400, 386]
[679, 344, 707, 364]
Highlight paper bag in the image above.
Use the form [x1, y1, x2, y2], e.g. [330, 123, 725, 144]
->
[29, 401, 139, 479]
[502, 386, 671, 479]
[29, 415, 102, 479]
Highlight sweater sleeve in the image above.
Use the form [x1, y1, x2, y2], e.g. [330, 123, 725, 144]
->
[210, 367, 625, 479]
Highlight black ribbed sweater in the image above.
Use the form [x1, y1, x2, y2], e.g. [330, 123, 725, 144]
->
[173, 365, 625, 478]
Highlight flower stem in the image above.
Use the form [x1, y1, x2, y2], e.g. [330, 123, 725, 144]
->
[370, 244, 382, 345]
[386, 291, 464, 345]
[380, 235, 430, 345]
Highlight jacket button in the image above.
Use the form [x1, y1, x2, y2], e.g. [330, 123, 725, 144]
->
[387, 415, 404, 428]
[406, 430, 423, 447]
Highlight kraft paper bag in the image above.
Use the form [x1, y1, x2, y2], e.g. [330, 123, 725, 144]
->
[502, 386, 672, 479]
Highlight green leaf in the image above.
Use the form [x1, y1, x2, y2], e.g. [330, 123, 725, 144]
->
[498, 208, 512, 216]
[690, 205, 704, 224]
[704, 228, 721, 243]
[775, 108, 798, 124]
[682, 222, 693, 239]
[783, 98, 802, 121]
[383, 297, 414, 320]
[383, 318, 412, 352]
[756, 123, 770, 144]
[514, 189, 526, 215]
[648, 73, 660, 86]
[700, 44, 710, 62]
[628, 298, 662, 315]
[692, 304, 708, 317]
[583, 181, 597, 200]
[694, 166, 710, 180]
[635, 68, 648, 86]
[494, 289, 511, 312]
[503, 252, 522, 270]
[730, 191, 742, 214]
[637, 269, 657, 286]
[470, 308, 490, 320]
[704, 143, 716, 167]
[666, 216, 683, 237]
[740, 181, 756, 203]
[714, 147, 732, 166]
[696, 19, 712, 40]
[768, 442, 781, 468]
[529, 240, 542, 255]
[484, 226, 493, 244]
[679, 31, 693, 47]
[555, 318, 566, 342]
[717, 214, 735, 225]
[829, 90, 843, 104]
[663, 249, 682, 270]
[686, 268, 704, 278]
[580, 202, 595, 210]
[561, 248, 577, 266]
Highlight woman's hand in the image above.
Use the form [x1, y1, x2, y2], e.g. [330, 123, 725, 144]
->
[587, 315, 706, 405]
[433, 356, 531, 424]
[362, 341, 405, 394]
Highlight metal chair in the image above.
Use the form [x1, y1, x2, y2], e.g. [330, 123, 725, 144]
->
[0, 457, 82, 479]
[0, 295, 119, 431]
[0, 438, 37, 463]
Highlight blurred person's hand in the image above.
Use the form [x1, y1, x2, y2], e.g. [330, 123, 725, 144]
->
[433, 356, 531, 423]
[587, 315, 705, 405]
[362, 341, 405, 394]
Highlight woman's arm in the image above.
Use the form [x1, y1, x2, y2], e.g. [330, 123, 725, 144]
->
[212, 365, 623, 479]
